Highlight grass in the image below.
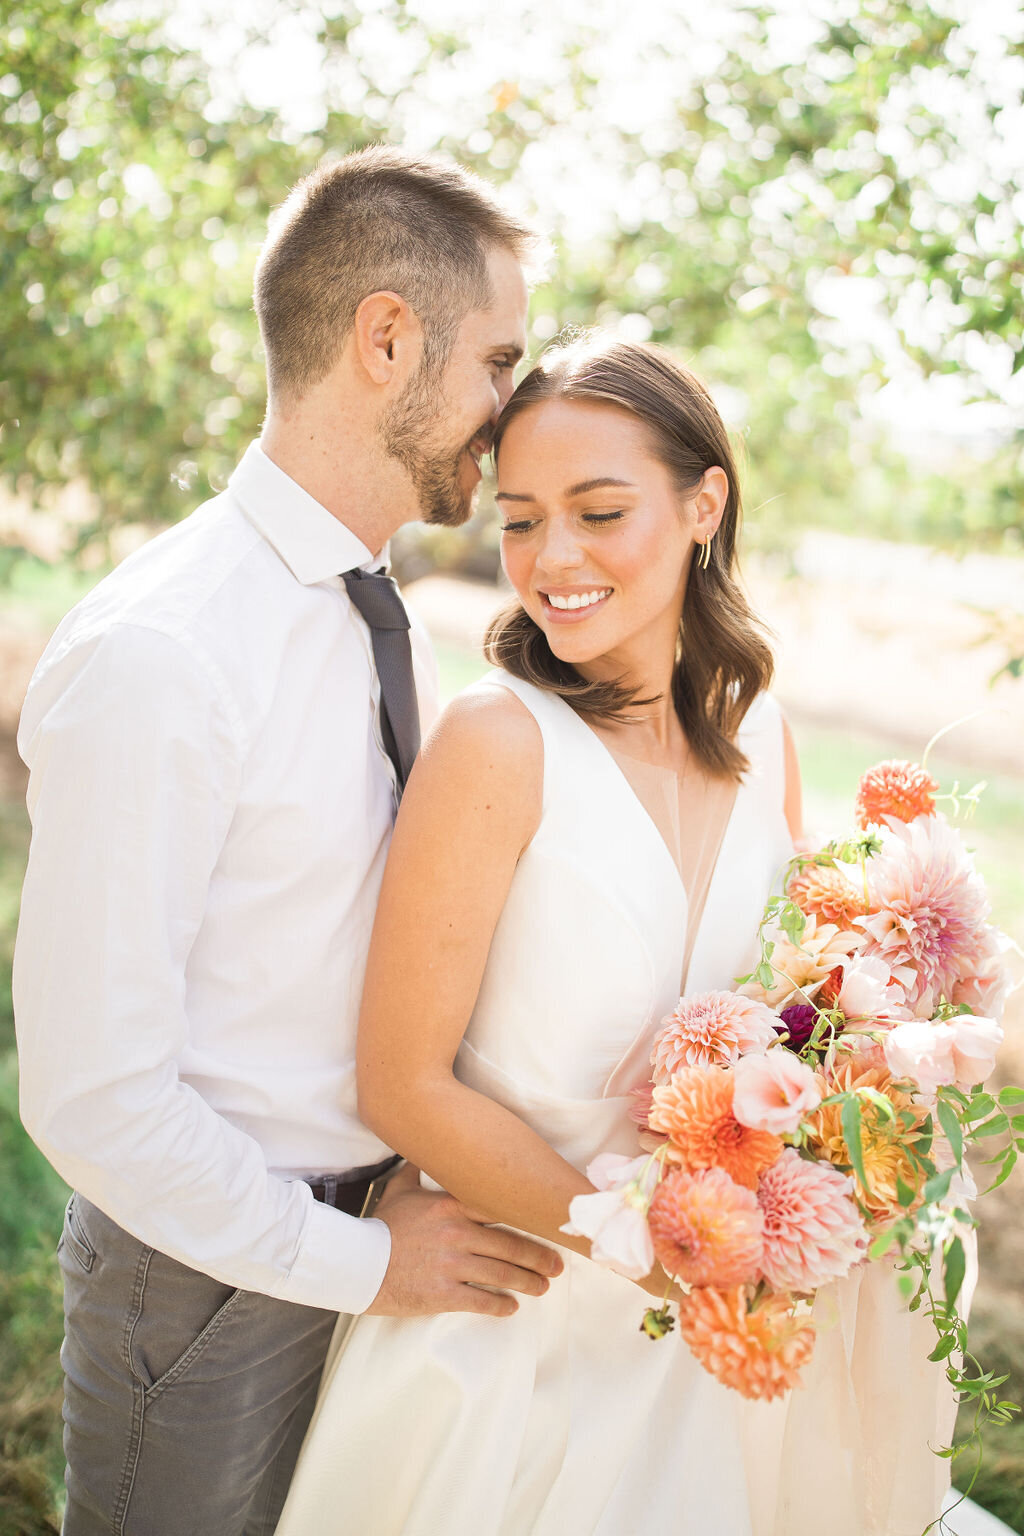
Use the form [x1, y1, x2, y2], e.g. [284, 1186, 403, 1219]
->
[0, 800, 67, 1536]
[0, 637, 1021, 1533]
[0, 556, 102, 636]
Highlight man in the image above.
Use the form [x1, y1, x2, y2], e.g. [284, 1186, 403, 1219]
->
[14, 146, 560, 1536]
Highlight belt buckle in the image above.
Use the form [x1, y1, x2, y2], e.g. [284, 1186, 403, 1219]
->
[359, 1160, 402, 1219]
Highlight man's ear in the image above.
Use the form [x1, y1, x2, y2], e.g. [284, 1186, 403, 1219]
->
[352, 291, 424, 386]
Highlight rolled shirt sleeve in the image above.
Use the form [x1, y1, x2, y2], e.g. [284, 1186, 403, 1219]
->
[14, 622, 391, 1315]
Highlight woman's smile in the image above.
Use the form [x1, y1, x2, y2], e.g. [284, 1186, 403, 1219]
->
[538, 585, 614, 620]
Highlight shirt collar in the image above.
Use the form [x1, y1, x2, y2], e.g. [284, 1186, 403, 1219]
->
[229, 440, 384, 585]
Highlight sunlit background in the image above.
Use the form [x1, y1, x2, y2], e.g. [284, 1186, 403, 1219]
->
[1, 1, 1022, 1530]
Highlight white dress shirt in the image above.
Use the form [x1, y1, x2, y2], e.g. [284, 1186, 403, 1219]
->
[14, 441, 440, 1314]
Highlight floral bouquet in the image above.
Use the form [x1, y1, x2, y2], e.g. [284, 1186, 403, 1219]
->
[563, 757, 1021, 1442]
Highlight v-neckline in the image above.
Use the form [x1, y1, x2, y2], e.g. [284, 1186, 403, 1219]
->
[561, 702, 745, 995]
[575, 716, 690, 907]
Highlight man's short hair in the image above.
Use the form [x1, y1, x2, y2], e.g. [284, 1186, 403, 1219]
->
[254, 145, 534, 403]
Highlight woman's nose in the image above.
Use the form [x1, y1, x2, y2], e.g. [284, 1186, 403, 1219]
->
[536, 520, 586, 574]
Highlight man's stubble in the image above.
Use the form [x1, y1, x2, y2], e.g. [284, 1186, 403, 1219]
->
[377, 353, 484, 530]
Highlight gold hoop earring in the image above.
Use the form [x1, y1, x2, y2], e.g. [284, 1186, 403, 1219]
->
[698, 536, 713, 572]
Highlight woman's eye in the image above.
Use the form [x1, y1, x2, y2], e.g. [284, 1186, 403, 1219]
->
[582, 511, 625, 525]
[500, 519, 537, 534]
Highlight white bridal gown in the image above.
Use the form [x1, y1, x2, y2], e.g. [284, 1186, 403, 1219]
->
[276, 675, 956, 1536]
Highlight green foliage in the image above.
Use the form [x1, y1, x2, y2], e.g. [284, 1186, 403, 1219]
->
[0, 0, 373, 550]
[0, 806, 68, 1536]
[1, 0, 1022, 567]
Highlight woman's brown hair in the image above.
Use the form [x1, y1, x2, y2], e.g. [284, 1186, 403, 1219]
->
[484, 335, 774, 779]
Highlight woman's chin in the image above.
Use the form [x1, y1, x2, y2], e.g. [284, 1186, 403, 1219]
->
[543, 630, 606, 668]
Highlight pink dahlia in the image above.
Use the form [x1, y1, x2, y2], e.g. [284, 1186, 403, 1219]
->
[855, 760, 938, 830]
[628, 1082, 656, 1131]
[678, 1285, 816, 1401]
[856, 816, 992, 1015]
[757, 1149, 867, 1292]
[647, 1167, 764, 1287]
[651, 991, 777, 1077]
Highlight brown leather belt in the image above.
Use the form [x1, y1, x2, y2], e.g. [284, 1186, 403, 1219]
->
[306, 1155, 401, 1218]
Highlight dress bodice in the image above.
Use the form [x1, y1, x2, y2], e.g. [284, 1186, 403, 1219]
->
[455, 673, 794, 1171]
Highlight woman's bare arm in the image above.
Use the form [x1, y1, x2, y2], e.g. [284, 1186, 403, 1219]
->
[781, 712, 805, 845]
[357, 687, 597, 1259]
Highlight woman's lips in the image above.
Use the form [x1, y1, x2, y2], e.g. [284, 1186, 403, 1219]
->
[539, 588, 612, 623]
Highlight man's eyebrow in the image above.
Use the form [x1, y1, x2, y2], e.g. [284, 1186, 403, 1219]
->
[495, 478, 637, 504]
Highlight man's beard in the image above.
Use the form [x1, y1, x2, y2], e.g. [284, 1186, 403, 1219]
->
[377, 359, 486, 529]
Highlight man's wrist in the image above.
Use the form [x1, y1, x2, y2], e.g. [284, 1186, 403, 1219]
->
[274, 1198, 392, 1314]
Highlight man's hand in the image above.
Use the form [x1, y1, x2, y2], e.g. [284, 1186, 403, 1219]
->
[366, 1164, 564, 1318]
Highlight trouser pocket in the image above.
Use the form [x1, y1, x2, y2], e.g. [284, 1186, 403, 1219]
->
[58, 1192, 97, 1273]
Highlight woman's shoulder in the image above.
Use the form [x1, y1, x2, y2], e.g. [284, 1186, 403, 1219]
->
[404, 674, 544, 853]
[416, 672, 544, 815]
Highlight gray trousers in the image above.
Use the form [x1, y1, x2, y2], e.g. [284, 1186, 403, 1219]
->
[58, 1193, 339, 1536]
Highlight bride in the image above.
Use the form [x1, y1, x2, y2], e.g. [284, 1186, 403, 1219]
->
[276, 336, 954, 1536]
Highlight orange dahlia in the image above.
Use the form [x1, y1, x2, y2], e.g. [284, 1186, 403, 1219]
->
[647, 1167, 764, 1287]
[855, 759, 938, 830]
[649, 1068, 783, 1190]
[787, 864, 866, 929]
[678, 1285, 816, 1401]
[804, 1055, 926, 1220]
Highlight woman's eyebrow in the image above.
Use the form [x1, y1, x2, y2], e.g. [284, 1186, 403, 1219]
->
[495, 477, 637, 504]
[565, 477, 636, 496]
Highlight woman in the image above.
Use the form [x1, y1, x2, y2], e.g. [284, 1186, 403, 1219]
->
[276, 338, 954, 1536]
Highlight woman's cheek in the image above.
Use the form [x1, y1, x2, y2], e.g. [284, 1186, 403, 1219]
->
[500, 540, 531, 604]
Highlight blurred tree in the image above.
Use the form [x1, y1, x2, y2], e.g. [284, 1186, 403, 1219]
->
[0, 0, 1021, 564]
[0, 0, 373, 550]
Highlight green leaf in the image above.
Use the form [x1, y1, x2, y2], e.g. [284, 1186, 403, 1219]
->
[922, 1167, 955, 1204]
[860, 1086, 896, 1121]
[936, 1096, 964, 1167]
[982, 1145, 1017, 1194]
[779, 901, 806, 947]
[970, 1113, 1009, 1139]
[895, 1174, 917, 1207]
[928, 1334, 957, 1362]
[998, 1086, 1024, 1105]
[869, 1228, 895, 1260]
[841, 1094, 868, 1191]
[944, 1237, 966, 1310]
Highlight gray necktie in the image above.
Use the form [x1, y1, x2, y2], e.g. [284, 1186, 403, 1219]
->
[342, 568, 421, 795]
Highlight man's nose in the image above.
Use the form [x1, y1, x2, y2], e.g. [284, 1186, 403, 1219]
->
[495, 371, 517, 412]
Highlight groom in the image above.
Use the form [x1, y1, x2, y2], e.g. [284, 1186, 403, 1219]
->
[14, 147, 560, 1535]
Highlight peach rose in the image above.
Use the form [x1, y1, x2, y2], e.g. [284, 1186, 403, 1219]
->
[731, 1050, 822, 1136]
[560, 1153, 657, 1280]
[883, 1015, 1002, 1093]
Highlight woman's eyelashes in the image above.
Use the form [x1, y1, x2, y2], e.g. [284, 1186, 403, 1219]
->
[499, 510, 627, 535]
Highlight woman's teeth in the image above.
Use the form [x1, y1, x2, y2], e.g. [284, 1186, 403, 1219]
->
[546, 588, 611, 610]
